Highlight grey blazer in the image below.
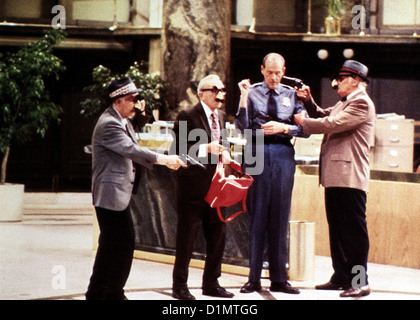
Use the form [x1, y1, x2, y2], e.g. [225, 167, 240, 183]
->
[91, 106, 158, 211]
[302, 88, 376, 192]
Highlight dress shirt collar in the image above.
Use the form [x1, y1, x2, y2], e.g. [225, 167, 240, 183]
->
[200, 101, 219, 119]
[263, 81, 280, 95]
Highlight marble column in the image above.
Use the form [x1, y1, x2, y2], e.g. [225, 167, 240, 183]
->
[162, 0, 231, 118]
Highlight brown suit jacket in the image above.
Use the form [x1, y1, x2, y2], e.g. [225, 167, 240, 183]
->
[302, 88, 376, 192]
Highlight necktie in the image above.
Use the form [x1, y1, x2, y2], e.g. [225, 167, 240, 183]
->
[267, 90, 278, 120]
[210, 112, 220, 142]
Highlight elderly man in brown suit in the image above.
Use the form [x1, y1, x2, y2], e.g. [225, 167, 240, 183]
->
[294, 60, 376, 298]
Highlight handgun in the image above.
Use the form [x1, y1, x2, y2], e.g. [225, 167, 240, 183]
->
[180, 154, 206, 169]
[282, 76, 304, 89]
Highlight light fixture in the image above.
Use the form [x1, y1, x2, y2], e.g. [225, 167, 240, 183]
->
[317, 49, 329, 60]
[307, 0, 312, 34]
[359, 0, 366, 36]
[414, 0, 418, 36]
[343, 48, 355, 59]
[109, 0, 118, 31]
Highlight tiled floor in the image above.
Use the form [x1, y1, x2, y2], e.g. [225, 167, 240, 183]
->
[1, 193, 420, 301]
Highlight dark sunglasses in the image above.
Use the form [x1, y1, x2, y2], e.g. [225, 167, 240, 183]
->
[132, 95, 143, 103]
[201, 86, 227, 94]
[336, 73, 356, 81]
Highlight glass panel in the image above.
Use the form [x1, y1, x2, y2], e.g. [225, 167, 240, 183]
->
[71, 0, 130, 23]
[382, 0, 420, 26]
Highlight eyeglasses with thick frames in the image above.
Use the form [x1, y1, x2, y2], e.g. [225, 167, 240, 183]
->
[200, 86, 227, 94]
[336, 74, 356, 82]
[129, 95, 143, 103]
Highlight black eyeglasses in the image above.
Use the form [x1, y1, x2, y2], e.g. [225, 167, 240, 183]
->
[132, 95, 143, 103]
[201, 86, 227, 94]
[336, 74, 356, 82]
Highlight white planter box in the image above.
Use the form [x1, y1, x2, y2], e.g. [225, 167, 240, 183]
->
[0, 184, 25, 222]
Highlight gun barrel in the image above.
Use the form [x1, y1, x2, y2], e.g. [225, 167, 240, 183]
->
[282, 76, 304, 88]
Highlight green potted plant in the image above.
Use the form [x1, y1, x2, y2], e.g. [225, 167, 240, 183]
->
[0, 30, 66, 221]
[81, 62, 168, 121]
[324, 0, 345, 34]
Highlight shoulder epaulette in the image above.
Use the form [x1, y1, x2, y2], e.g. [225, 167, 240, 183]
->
[250, 82, 263, 89]
[279, 83, 294, 91]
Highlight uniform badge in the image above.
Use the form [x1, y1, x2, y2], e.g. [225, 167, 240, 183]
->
[282, 97, 291, 107]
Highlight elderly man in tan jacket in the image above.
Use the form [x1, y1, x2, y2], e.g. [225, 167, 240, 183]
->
[294, 60, 376, 298]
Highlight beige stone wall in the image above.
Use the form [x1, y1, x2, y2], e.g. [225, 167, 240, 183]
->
[291, 173, 420, 269]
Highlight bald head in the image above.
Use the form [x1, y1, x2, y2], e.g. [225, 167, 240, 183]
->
[261, 53, 286, 90]
[262, 53, 285, 68]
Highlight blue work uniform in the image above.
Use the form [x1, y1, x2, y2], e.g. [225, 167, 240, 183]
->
[235, 81, 308, 283]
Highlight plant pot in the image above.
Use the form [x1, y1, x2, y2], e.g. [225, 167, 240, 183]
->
[325, 16, 341, 35]
[0, 183, 25, 222]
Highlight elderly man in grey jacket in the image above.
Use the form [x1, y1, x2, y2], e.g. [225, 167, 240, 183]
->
[86, 77, 184, 300]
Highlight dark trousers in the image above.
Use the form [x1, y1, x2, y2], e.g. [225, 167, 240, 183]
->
[172, 199, 226, 290]
[86, 206, 135, 300]
[325, 187, 370, 288]
[246, 143, 295, 283]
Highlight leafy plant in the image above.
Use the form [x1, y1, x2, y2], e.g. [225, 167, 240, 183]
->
[0, 30, 66, 184]
[80, 61, 168, 118]
[325, 0, 345, 19]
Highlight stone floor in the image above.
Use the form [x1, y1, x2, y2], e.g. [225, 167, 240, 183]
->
[1, 193, 420, 301]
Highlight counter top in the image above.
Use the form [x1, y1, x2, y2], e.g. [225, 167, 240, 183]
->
[297, 165, 420, 183]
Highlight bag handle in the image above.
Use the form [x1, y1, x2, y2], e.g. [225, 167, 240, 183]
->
[216, 192, 248, 223]
[219, 157, 243, 174]
[214, 158, 249, 223]
[227, 159, 243, 174]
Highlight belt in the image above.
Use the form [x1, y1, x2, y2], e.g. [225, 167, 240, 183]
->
[263, 136, 292, 146]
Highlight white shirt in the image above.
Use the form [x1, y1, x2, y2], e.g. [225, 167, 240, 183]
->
[201, 101, 220, 133]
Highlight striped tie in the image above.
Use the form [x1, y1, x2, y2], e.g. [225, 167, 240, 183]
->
[210, 112, 220, 142]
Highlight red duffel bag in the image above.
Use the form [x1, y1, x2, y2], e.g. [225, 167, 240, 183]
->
[205, 158, 253, 223]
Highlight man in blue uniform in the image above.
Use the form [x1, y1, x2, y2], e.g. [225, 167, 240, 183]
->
[235, 53, 307, 294]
